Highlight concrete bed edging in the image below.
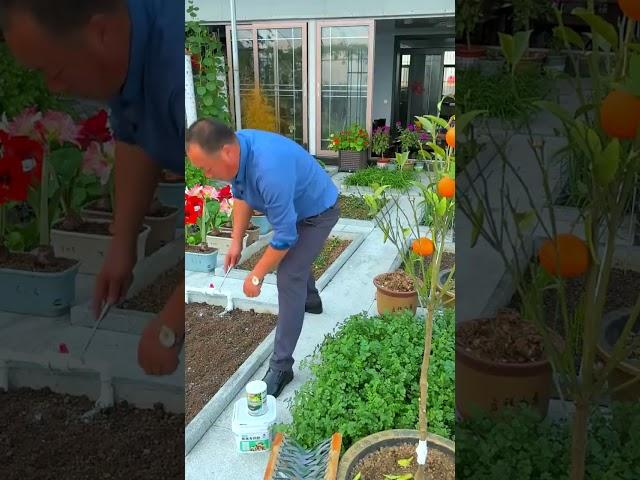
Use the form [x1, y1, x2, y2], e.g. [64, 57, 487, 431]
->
[184, 327, 276, 456]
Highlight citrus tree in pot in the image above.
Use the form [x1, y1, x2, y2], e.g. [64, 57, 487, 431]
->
[328, 124, 370, 172]
[343, 104, 456, 479]
[458, 4, 640, 477]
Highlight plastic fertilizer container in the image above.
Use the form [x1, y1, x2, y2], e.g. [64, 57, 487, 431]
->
[231, 395, 277, 453]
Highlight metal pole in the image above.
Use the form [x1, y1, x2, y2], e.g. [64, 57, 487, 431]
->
[229, 0, 242, 130]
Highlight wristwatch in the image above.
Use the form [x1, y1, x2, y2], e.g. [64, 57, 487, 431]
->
[159, 325, 183, 349]
[250, 275, 262, 286]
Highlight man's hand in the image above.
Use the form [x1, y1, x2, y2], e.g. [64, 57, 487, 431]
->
[224, 241, 243, 272]
[138, 316, 180, 376]
[243, 271, 262, 298]
[93, 236, 136, 317]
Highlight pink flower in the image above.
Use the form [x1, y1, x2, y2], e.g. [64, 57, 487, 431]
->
[219, 198, 233, 215]
[0, 107, 43, 139]
[186, 184, 218, 200]
[186, 185, 203, 197]
[36, 110, 81, 146]
[82, 141, 114, 185]
[201, 185, 217, 199]
[58, 343, 69, 354]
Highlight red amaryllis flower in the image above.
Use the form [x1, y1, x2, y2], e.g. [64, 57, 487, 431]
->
[77, 110, 112, 149]
[0, 155, 31, 203]
[216, 184, 233, 201]
[185, 194, 204, 225]
[1, 135, 44, 184]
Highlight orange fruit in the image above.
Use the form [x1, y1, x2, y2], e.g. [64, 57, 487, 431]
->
[412, 237, 434, 257]
[619, 0, 640, 20]
[446, 127, 455, 148]
[437, 176, 455, 198]
[600, 90, 640, 139]
[538, 234, 589, 278]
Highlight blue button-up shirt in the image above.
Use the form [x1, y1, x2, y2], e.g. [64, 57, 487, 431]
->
[232, 130, 339, 250]
[107, 0, 184, 174]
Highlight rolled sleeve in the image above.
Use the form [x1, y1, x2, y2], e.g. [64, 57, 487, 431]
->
[259, 175, 298, 250]
[107, 105, 135, 145]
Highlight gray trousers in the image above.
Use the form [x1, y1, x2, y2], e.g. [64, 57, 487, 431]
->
[269, 202, 340, 372]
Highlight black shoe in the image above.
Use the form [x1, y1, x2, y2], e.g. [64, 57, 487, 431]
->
[305, 298, 323, 314]
[262, 368, 294, 398]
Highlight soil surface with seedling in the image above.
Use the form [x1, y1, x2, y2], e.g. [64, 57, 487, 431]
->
[376, 271, 416, 293]
[120, 261, 183, 314]
[185, 244, 216, 254]
[351, 443, 454, 480]
[338, 194, 386, 220]
[0, 252, 77, 273]
[185, 303, 278, 424]
[239, 237, 351, 280]
[0, 387, 183, 480]
[457, 309, 546, 364]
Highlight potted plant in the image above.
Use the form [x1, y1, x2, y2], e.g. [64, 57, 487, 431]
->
[328, 124, 370, 172]
[456, 0, 487, 70]
[202, 185, 248, 255]
[396, 122, 421, 167]
[347, 107, 456, 479]
[372, 270, 419, 315]
[510, 0, 555, 73]
[213, 185, 260, 246]
[0, 110, 80, 317]
[545, 30, 567, 73]
[371, 125, 391, 166]
[184, 189, 218, 273]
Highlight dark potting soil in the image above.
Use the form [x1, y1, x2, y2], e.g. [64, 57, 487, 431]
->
[457, 309, 546, 364]
[238, 237, 351, 280]
[209, 230, 233, 239]
[55, 220, 113, 236]
[0, 387, 183, 480]
[376, 271, 416, 293]
[185, 244, 216, 254]
[0, 252, 77, 273]
[185, 303, 278, 424]
[88, 200, 177, 218]
[119, 261, 183, 314]
[351, 443, 454, 480]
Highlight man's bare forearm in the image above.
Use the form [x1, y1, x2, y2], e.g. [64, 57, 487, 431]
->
[232, 199, 253, 244]
[253, 246, 288, 279]
[112, 141, 161, 245]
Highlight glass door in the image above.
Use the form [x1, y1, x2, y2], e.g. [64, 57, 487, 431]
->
[316, 20, 375, 156]
[226, 23, 307, 145]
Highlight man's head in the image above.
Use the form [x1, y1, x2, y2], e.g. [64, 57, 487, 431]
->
[0, 0, 130, 100]
[186, 119, 240, 182]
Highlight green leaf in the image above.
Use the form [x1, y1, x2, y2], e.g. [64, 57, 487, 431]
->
[424, 115, 449, 130]
[353, 473, 361, 480]
[5, 231, 24, 252]
[499, 31, 532, 72]
[397, 457, 413, 468]
[471, 202, 484, 248]
[402, 227, 412, 238]
[196, 85, 207, 96]
[594, 138, 620, 186]
[586, 128, 602, 154]
[427, 142, 446, 160]
[48, 147, 82, 184]
[572, 8, 619, 49]
[514, 210, 536, 231]
[553, 26, 585, 50]
[437, 197, 447, 217]
[456, 110, 487, 133]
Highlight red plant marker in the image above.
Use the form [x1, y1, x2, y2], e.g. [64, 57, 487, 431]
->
[209, 283, 215, 289]
[58, 343, 69, 354]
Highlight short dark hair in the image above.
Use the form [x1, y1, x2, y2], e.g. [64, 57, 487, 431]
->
[0, 0, 125, 33]
[186, 118, 237, 154]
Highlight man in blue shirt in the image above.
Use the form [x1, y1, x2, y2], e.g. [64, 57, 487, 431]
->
[1, 0, 184, 375]
[186, 118, 340, 397]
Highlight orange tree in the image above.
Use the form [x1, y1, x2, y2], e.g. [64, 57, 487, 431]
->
[458, 3, 640, 478]
[363, 100, 455, 479]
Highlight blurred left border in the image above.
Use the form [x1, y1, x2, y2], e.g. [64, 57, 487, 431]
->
[0, 1, 185, 478]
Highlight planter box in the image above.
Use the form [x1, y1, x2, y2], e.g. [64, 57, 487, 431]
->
[338, 150, 368, 172]
[0, 260, 79, 317]
[219, 224, 260, 246]
[155, 181, 184, 227]
[251, 215, 272, 235]
[185, 248, 218, 273]
[206, 232, 248, 257]
[51, 219, 151, 275]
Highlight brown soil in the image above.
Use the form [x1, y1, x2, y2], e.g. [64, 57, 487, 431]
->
[220, 222, 258, 231]
[457, 309, 546, 364]
[87, 200, 177, 218]
[0, 252, 77, 273]
[209, 230, 233, 239]
[54, 220, 113, 236]
[185, 244, 217, 254]
[376, 271, 416, 293]
[351, 443, 454, 480]
[119, 261, 183, 314]
[185, 303, 278, 424]
[338, 194, 387, 220]
[239, 237, 351, 280]
[0, 387, 183, 480]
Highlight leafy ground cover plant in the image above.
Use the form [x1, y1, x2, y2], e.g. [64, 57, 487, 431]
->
[344, 168, 416, 191]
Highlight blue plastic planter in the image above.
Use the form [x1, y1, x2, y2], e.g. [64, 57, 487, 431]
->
[0, 260, 79, 317]
[251, 215, 272, 235]
[156, 181, 184, 228]
[185, 249, 218, 273]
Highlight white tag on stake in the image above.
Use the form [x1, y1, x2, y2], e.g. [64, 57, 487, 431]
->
[416, 440, 428, 465]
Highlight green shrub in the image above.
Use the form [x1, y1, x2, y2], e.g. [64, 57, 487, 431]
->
[344, 168, 416, 190]
[287, 309, 455, 450]
[457, 403, 640, 479]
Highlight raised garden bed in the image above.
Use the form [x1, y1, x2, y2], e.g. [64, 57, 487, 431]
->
[120, 262, 183, 314]
[185, 303, 278, 424]
[238, 236, 352, 280]
[0, 387, 183, 479]
[338, 194, 387, 220]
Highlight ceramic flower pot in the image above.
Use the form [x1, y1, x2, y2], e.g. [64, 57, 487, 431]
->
[185, 246, 218, 273]
[373, 273, 418, 315]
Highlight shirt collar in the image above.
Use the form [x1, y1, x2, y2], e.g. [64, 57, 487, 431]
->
[233, 132, 250, 185]
[116, 0, 151, 103]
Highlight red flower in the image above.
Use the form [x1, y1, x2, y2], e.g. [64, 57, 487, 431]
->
[185, 194, 204, 225]
[1, 135, 44, 184]
[77, 110, 112, 149]
[0, 155, 31, 203]
[216, 184, 233, 201]
[58, 343, 69, 354]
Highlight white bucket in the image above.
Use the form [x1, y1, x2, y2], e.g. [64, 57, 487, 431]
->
[231, 395, 277, 453]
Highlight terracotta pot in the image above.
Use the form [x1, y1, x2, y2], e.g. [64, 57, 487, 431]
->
[337, 429, 454, 480]
[456, 316, 556, 419]
[373, 273, 418, 315]
[597, 309, 640, 401]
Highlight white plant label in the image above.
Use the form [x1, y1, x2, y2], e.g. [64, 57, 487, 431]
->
[416, 440, 428, 465]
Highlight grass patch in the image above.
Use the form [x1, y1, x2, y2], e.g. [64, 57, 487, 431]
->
[338, 195, 386, 220]
[344, 167, 416, 190]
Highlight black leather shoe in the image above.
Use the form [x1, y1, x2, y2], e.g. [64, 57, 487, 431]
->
[262, 368, 294, 398]
[305, 298, 323, 314]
